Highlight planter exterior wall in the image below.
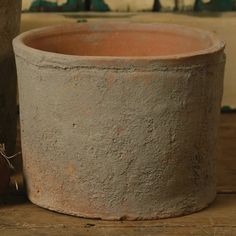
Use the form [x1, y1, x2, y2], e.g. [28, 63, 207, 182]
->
[14, 23, 225, 220]
[0, 0, 21, 154]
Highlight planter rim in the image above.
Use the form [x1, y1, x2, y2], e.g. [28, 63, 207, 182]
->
[13, 22, 225, 69]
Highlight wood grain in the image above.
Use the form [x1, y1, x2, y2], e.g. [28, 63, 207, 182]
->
[0, 194, 236, 235]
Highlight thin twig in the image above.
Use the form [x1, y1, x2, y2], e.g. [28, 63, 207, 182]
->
[0, 143, 21, 191]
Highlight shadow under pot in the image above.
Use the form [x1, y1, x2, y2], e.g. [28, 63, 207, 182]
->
[13, 23, 225, 220]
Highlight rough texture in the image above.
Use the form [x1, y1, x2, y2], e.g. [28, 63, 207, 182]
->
[14, 23, 225, 220]
[0, 0, 21, 154]
[1, 194, 236, 236]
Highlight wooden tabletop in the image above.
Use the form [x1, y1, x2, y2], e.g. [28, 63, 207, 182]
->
[0, 194, 235, 236]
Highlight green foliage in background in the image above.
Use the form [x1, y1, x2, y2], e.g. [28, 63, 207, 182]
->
[29, 0, 236, 12]
[90, 0, 109, 11]
[30, 0, 110, 12]
[194, 0, 235, 11]
[30, 0, 58, 11]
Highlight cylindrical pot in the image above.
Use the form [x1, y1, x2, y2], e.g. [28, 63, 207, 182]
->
[0, 0, 21, 193]
[13, 23, 225, 220]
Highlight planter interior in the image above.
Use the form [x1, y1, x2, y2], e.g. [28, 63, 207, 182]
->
[24, 23, 219, 57]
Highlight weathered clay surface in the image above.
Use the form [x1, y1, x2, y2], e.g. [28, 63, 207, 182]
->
[13, 23, 225, 220]
[0, 0, 21, 154]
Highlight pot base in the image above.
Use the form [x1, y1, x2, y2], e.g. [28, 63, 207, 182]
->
[28, 194, 216, 220]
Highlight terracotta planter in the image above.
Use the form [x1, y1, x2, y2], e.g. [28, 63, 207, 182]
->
[13, 23, 225, 220]
[0, 0, 21, 194]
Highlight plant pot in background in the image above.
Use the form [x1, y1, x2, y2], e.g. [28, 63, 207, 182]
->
[0, 0, 21, 194]
[13, 23, 225, 220]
